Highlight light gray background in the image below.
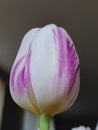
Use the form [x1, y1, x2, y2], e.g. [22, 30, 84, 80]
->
[0, 0, 98, 116]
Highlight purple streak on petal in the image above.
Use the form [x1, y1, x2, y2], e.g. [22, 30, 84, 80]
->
[66, 38, 79, 92]
[10, 43, 32, 96]
[57, 28, 66, 78]
[53, 27, 79, 91]
[10, 56, 25, 92]
[16, 45, 32, 96]
[16, 65, 26, 95]
[23, 48, 32, 88]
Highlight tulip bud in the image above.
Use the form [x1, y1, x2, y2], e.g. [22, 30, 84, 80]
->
[10, 24, 80, 117]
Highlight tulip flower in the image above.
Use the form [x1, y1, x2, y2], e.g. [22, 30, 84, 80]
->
[10, 24, 80, 130]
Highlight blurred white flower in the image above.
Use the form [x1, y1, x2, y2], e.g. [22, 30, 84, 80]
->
[71, 126, 91, 130]
[95, 123, 98, 130]
[71, 123, 98, 130]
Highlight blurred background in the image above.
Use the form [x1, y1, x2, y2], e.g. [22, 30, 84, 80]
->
[0, 0, 98, 130]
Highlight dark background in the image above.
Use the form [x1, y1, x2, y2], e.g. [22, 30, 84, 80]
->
[0, 0, 98, 130]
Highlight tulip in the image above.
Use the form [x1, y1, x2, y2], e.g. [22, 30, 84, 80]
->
[10, 24, 80, 130]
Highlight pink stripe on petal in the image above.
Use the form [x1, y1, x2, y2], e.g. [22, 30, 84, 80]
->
[16, 46, 32, 96]
[66, 38, 79, 92]
[10, 56, 25, 92]
[10, 44, 32, 96]
[16, 66, 26, 95]
[23, 50, 32, 88]
[56, 27, 79, 91]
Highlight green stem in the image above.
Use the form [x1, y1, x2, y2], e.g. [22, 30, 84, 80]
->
[40, 114, 51, 130]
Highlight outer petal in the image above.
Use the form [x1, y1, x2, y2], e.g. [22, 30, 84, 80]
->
[10, 28, 40, 114]
[29, 24, 59, 114]
[49, 26, 80, 116]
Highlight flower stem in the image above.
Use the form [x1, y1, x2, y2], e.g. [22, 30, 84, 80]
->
[40, 114, 50, 130]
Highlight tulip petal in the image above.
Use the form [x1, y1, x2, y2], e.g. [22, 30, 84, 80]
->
[29, 25, 60, 114]
[10, 55, 33, 112]
[57, 27, 79, 92]
[10, 28, 40, 114]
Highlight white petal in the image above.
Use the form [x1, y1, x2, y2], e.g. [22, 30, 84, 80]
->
[30, 24, 59, 112]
